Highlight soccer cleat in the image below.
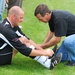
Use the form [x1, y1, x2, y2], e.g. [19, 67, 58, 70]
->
[48, 45, 58, 59]
[50, 53, 62, 70]
[52, 45, 58, 53]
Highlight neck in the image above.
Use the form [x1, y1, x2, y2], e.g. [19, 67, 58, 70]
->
[7, 17, 14, 28]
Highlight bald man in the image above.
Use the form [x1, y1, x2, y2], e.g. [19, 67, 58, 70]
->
[0, 6, 62, 70]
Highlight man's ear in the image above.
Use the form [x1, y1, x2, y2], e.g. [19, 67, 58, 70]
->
[13, 14, 17, 19]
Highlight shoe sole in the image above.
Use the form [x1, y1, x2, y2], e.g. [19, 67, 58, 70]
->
[57, 53, 62, 63]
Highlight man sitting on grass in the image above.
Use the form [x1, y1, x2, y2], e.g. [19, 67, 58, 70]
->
[0, 6, 62, 70]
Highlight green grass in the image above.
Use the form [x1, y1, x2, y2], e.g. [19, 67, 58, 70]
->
[1, 0, 75, 75]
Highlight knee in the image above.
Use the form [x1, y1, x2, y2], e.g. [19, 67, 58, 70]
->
[64, 37, 73, 47]
[64, 38, 72, 47]
[64, 34, 75, 45]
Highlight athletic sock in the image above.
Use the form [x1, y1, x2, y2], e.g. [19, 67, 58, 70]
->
[34, 56, 51, 69]
[29, 45, 49, 59]
[29, 45, 51, 68]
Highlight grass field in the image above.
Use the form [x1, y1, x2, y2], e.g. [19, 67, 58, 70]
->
[1, 0, 75, 75]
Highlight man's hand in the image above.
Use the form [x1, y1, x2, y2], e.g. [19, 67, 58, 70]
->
[45, 49, 54, 56]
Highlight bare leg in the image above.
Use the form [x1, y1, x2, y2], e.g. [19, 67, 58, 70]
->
[12, 49, 18, 58]
[12, 38, 32, 58]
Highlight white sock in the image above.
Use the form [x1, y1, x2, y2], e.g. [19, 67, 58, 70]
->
[29, 45, 49, 59]
[29, 45, 35, 49]
[29, 45, 51, 68]
[34, 56, 51, 69]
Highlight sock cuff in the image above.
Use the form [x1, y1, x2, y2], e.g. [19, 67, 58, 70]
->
[34, 56, 40, 60]
[29, 45, 35, 49]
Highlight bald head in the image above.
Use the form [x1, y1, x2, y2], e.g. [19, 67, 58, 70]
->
[8, 6, 24, 17]
[7, 6, 24, 27]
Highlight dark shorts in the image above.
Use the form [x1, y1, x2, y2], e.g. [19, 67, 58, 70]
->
[0, 45, 12, 65]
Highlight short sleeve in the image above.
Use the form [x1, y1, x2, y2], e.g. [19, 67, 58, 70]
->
[54, 18, 68, 37]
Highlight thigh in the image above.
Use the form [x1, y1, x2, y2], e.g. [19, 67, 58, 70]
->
[64, 34, 75, 51]
[0, 46, 12, 65]
[12, 49, 18, 58]
[0, 54, 12, 65]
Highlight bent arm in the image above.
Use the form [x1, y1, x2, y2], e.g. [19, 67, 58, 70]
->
[41, 36, 61, 49]
[29, 39, 45, 50]
[43, 30, 54, 44]
[19, 36, 45, 50]
[29, 48, 54, 56]
[18, 36, 54, 56]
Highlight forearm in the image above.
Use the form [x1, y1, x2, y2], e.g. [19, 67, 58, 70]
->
[19, 36, 31, 47]
[41, 37, 61, 49]
[41, 40, 58, 49]
[29, 40, 44, 50]
[43, 31, 54, 44]
[29, 49, 54, 56]
[29, 49, 46, 56]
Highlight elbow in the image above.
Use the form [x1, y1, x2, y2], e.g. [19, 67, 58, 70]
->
[57, 40, 61, 43]
[56, 39, 61, 43]
[54, 37, 61, 43]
